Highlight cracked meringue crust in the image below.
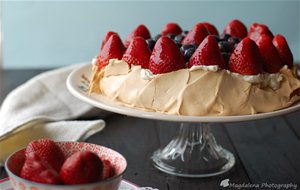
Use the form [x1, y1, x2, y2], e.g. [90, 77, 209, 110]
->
[89, 59, 300, 116]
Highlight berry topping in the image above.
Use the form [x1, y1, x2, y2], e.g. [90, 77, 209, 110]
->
[122, 37, 151, 68]
[161, 23, 183, 36]
[60, 151, 103, 185]
[256, 34, 283, 73]
[248, 23, 273, 42]
[202, 22, 219, 35]
[224, 19, 247, 39]
[181, 23, 209, 45]
[229, 37, 264, 75]
[154, 34, 162, 41]
[228, 36, 241, 44]
[218, 41, 234, 53]
[146, 38, 156, 51]
[25, 138, 65, 173]
[20, 152, 61, 185]
[124, 24, 151, 48]
[188, 35, 226, 69]
[98, 33, 125, 68]
[272, 34, 293, 69]
[149, 36, 185, 74]
[100, 31, 117, 51]
[174, 34, 185, 43]
[167, 33, 176, 39]
[180, 44, 198, 63]
[220, 33, 232, 41]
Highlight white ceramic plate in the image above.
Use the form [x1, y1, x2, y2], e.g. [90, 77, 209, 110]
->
[66, 63, 300, 123]
[0, 178, 141, 190]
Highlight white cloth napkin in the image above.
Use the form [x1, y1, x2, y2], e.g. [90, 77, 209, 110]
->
[0, 64, 107, 165]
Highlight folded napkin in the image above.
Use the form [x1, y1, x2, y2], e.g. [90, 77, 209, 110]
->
[0, 64, 107, 165]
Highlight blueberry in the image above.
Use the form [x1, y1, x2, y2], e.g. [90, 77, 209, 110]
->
[220, 33, 231, 41]
[174, 34, 184, 43]
[146, 39, 156, 51]
[184, 47, 196, 62]
[167, 33, 175, 39]
[218, 41, 234, 53]
[222, 52, 231, 63]
[182, 30, 189, 36]
[211, 35, 221, 42]
[192, 43, 199, 49]
[180, 44, 194, 54]
[228, 37, 241, 44]
[175, 41, 182, 48]
[154, 34, 162, 41]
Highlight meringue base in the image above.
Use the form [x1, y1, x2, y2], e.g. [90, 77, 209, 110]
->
[89, 60, 300, 116]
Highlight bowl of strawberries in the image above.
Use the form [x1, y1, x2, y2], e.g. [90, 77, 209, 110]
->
[5, 138, 127, 190]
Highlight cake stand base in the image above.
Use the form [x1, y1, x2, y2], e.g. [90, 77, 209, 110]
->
[151, 123, 235, 178]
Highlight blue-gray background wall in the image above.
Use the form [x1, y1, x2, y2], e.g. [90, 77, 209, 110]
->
[2, 1, 300, 68]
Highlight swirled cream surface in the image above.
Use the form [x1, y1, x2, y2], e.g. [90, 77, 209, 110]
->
[89, 59, 300, 116]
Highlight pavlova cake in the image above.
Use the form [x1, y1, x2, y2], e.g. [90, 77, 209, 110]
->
[88, 20, 300, 116]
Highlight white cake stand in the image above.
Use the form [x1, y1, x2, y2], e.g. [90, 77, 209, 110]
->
[67, 63, 300, 178]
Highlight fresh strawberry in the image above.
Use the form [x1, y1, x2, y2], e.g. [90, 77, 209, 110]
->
[98, 33, 125, 68]
[248, 23, 273, 42]
[188, 35, 226, 69]
[228, 37, 264, 75]
[60, 151, 103, 185]
[202, 22, 219, 35]
[100, 31, 117, 51]
[124, 24, 151, 48]
[25, 138, 65, 173]
[20, 152, 61, 184]
[149, 36, 185, 74]
[181, 23, 209, 45]
[272, 34, 293, 69]
[101, 159, 115, 180]
[256, 34, 283, 73]
[224, 19, 247, 39]
[161, 22, 182, 36]
[122, 37, 151, 68]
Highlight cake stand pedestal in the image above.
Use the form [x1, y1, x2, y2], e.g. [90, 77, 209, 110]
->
[152, 122, 234, 177]
[67, 63, 300, 178]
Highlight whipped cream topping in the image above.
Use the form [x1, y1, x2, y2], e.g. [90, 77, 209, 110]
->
[228, 71, 283, 90]
[140, 69, 155, 80]
[92, 57, 98, 66]
[137, 62, 283, 90]
[189, 65, 220, 72]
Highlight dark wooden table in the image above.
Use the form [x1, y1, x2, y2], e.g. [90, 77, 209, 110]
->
[1, 69, 300, 190]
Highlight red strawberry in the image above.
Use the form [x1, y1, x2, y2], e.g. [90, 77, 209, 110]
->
[25, 138, 65, 173]
[188, 35, 226, 69]
[60, 151, 103, 185]
[228, 37, 264, 75]
[101, 159, 115, 180]
[124, 24, 151, 48]
[122, 37, 151, 68]
[202, 22, 219, 35]
[100, 31, 117, 51]
[256, 34, 283, 73]
[181, 23, 209, 45]
[272, 34, 293, 69]
[224, 19, 247, 39]
[248, 23, 273, 42]
[98, 33, 125, 68]
[161, 23, 182, 36]
[149, 36, 185, 74]
[20, 152, 61, 184]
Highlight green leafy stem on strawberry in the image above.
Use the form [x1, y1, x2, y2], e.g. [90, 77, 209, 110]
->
[95, 20, 294, 76]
